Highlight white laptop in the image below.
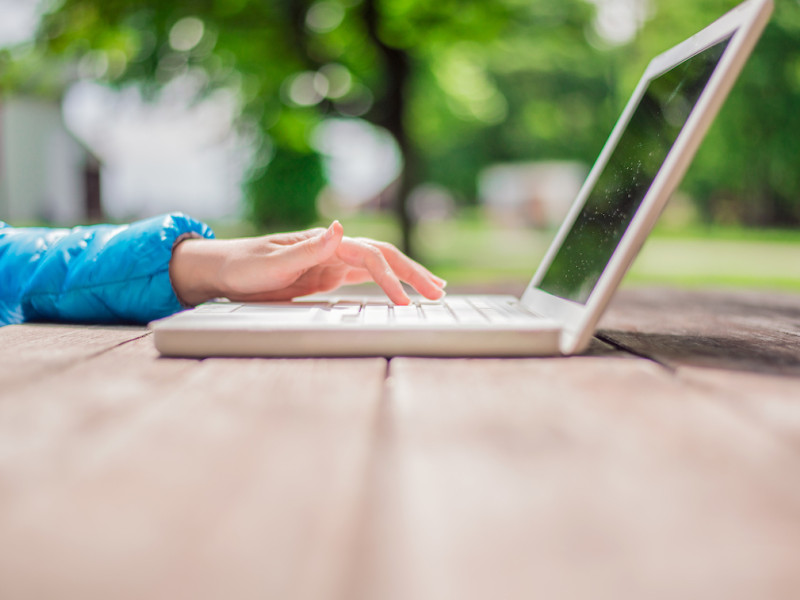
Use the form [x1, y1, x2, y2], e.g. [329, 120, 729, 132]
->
[151, 0, 773, 358]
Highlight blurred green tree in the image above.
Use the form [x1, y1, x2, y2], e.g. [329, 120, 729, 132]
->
[3, 0, 608, 254]
[2, 0, 797, 249]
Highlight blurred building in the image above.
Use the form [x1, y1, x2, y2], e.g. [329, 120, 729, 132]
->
[0, 96, 102, 225]
[479, 161, 587, 229]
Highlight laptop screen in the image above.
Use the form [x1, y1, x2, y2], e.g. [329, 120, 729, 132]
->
[537, 36, 731, 304]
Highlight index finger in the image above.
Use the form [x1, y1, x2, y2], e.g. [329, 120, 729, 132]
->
[360, 239, 446, 301]
[335, 238, 411, 305]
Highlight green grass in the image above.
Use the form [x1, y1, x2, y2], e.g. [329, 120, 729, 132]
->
[627, 236, 800, 291]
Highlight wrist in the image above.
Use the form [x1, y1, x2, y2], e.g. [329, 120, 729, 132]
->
[169, 238, 226, 306]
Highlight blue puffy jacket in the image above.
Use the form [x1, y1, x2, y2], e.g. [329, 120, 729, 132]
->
[0, 213, 214, 326]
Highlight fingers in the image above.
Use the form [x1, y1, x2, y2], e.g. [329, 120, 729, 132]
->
[335, 236, 447, 305]
[257, 221, 446, 305]
[277, 220, 343, 275]
[335, 239, 411, 305]
[368, 240, 447, 301]
[268, 227, 327, 246]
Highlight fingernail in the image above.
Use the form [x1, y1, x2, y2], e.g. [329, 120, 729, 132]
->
[436, 277, 448, 288]
[324, 221, 337, 241]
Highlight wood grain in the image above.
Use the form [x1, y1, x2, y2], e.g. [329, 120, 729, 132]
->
[598, 287, 800, 375]
[0, 330, 387, 600]
[599, 287, 800, 450]
[0, 323, 148, 395]
[355, 356, 800, 600]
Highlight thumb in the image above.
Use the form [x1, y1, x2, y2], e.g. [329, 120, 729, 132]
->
[280, 221, 343, 273]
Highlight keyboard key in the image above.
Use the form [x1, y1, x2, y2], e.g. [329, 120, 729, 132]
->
[419, 305, 456, 324]
[393, 305, 422, 323]
[444, 298, 488, 324]
[234, 306, 325, 322]
[480, 308, 510, 323]
[363, 305, 391, 325]
[469, 298, 495, 310]
[327, 305, 361, 321]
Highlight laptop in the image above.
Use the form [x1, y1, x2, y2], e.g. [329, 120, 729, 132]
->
[151, 0, 773, 358]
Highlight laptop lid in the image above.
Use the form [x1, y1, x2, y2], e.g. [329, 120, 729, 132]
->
[520, 0, 773, 355]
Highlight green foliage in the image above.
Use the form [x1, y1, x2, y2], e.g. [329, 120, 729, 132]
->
[4, 0, 799, 231]
[404, 0, 612, 201]
[247, 146, 325, 228]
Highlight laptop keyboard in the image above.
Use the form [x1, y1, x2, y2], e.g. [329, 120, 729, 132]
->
[317, 297, 539, 326]
[202, 296, 544, 327]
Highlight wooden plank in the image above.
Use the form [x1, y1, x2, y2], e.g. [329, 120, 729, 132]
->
[599, 287, 800, 442]
[355, 356, 800, 600]
[0, 331, 196, 464]
[0, 328, 386, 600]
[0, 323, 148, 394]
[597, 288, 800, 375]
[676, 366, 800, 447]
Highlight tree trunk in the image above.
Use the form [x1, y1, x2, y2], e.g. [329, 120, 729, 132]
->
[362, 0, 416, 258]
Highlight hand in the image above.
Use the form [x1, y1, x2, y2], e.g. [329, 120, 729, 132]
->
[169, 221, 447, 306]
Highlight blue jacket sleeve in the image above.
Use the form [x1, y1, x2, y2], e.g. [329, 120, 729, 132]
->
[0, 213, 215, 326]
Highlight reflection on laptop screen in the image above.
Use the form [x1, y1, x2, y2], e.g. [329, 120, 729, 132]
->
[538, 36, 731, 304]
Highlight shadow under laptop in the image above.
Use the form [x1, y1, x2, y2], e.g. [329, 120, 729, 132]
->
[596, 329, 800, 377]
[597, 287, 800, 377]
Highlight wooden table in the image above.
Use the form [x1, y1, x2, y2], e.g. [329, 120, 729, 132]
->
[1, 287, 799, 600]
